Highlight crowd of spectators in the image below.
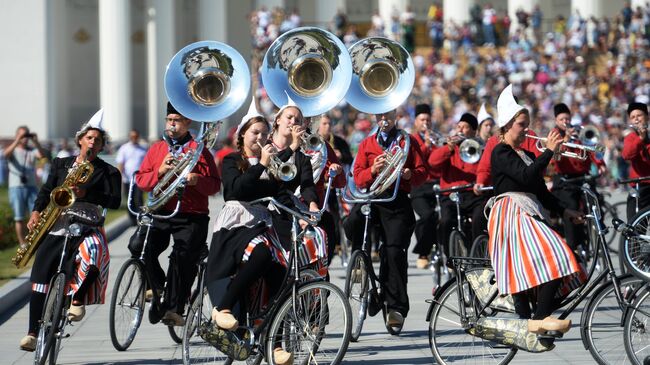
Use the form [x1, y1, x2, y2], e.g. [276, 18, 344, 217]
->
[247, 2, 650, 188]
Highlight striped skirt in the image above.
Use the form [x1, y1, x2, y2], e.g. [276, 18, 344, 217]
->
[242, 227, 328, 277]
[487, 196, 585, 295]
[32, 229, 110, 305]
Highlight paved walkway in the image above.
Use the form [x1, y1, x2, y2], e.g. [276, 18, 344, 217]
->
[0, 193, 633, 364]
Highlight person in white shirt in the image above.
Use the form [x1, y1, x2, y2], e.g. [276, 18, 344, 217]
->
[115, 129, 147, 224]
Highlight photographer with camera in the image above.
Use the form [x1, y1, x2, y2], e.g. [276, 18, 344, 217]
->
[3, 126, 46, 247]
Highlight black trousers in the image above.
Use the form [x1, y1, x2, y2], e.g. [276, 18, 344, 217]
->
[437, 191, 487, 255]
[128, 212, 209, 314]
[627, 185, 650, 221]
[342, 191, 415, 316]
[552, 177, 593, 250]
[410, 181, 438, 257]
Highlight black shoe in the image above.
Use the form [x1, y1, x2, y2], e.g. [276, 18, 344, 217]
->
[149, 305, 162, 325]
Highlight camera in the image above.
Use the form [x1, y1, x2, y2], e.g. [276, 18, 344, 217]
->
[20, 175, 27, 184]
[25, 133, 34, 138]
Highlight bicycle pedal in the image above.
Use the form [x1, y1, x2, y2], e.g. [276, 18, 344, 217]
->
[537, 331, 563, 339]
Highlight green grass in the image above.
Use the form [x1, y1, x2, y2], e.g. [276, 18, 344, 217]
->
[0, 185, 127, 286]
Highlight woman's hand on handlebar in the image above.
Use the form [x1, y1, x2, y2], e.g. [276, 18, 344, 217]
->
[299, 201, 321, 229]
[565, 208, 585, 224]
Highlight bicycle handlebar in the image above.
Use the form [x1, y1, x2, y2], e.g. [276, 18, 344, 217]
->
[433, 183, 474, 194]
[618, 175, 650, 185]
[128, 172, 182, 220]
[560, 174, 599, 184]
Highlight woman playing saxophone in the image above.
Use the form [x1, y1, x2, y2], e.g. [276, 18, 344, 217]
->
[19, 110, 121, 352]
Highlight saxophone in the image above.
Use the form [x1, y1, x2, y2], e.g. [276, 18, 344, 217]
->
[12, 154, 94, 268]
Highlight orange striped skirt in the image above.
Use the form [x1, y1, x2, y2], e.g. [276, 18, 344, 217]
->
[487, 196, 586, 295]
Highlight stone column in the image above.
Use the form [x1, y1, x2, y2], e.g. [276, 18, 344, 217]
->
[443, 0, 474, 25]
[379, 0, 408, 38]
[571, 0, 606, 19]
[146, 0, 175, 141]
[99, 0, 131, 141]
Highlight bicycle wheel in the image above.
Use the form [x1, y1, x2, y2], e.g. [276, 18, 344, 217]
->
[182, 285, 232, 364]
[344, 250, 368, 342]
[469, 234, 489, 259]
[448, 230, 467, 258]
[581, 274, 644, 365]
[624, 285, 650, 365]
[35, 273, 66, 365]
[267, 281, 351, 365]
[428, 280, 517, 365]
[622, 207, 650, 281]
[109, 259, 146, 351]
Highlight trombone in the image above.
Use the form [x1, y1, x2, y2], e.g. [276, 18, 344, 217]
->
[525, 134, 605, 160]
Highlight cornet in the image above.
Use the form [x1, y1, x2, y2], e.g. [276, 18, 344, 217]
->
[525, 134, 605, 160]
[257, 142, 297, 182]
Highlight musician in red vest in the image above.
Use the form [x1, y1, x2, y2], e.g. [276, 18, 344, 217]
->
[343, 108, 426, 331]
[622, 102, 650, 219]
[409, 103, 441, 269]
[550, 103, 606, 251]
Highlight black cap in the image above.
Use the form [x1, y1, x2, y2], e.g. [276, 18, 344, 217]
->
[415, 103, 431, 116]
[554, 103, 571, 117]
[459, 112, 478, 130]
[628, 102, 648, 115]
[167, 101, 180, 116]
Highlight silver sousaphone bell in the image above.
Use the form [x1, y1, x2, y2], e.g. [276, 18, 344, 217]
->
[261, 27, 352, 117]
[165, 40, 250, 122]
[345, 37, 415, 114]
[146, 41, 250, 212]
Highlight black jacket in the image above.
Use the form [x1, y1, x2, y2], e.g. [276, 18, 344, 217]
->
[491, 143, 565, 215]
[34, 156, 122, 212]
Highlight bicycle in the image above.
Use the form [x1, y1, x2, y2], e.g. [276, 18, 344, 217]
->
[34, 213, 105, 365]
[427, 184, 645, 365]
[181, 196, 352, 365]
[108, 175, 187, 351]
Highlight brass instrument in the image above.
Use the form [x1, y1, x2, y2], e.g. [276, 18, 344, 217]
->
[525, 134, 605, 160]
[12, 155, 94, 268]
[258, 142, 297, 181]
[302, 132, 328, 182]
[261, 27, 352, 117]
[579, 125, 601, 146]
[459, 138, 484, 164]
[344, 37, 415, 200]
[151, 41, 249, 212]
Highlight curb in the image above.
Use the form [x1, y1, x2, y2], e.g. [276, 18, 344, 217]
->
[0, 215, 133, 316]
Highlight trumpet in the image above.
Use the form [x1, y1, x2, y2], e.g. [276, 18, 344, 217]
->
[257, 142, 297, 181]
[525, 134, 605, 160]
[424, 128, 447, 146]
[301, 132, 324, 152]
[578, 125, 601, 146]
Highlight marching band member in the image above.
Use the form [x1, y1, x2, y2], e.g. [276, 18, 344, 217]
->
[301, 115, 346, 263]
[549, 103, 606, 250]
[343, 108, 426, 331]
[20, 110, 121, 351]
[428, 113, 485, 254]
[488, 85, 584, 333]
[408, 103, 442, 269]
[208, 97, 325, 365]
[622, 102, 650, 219]
[476, 103, 496, 144]
[131, 102, 220, 326]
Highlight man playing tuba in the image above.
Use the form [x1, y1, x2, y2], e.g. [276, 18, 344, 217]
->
[20, 110, 122, 351]
[343, 108, 426, 332]
[129, 102, 220, 326]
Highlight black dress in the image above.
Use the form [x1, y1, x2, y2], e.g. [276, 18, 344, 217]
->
[206, 149, 317, 286]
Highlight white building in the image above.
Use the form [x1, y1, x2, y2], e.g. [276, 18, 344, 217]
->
[0, 0, 630, 143]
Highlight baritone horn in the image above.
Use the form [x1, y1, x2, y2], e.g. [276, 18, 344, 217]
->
[525, 134, 605, 160]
